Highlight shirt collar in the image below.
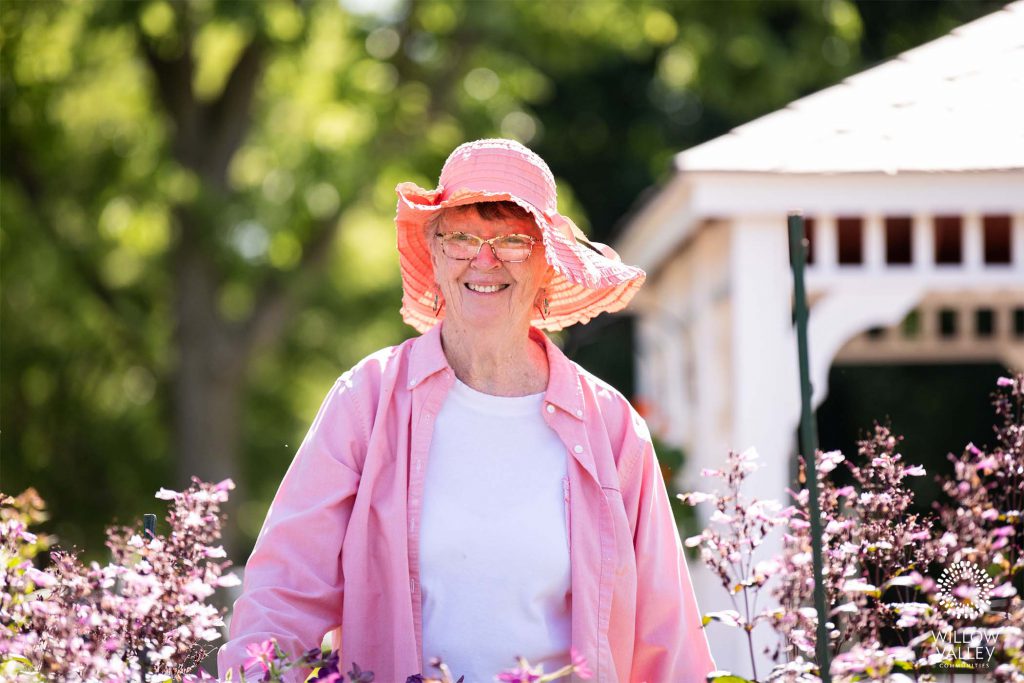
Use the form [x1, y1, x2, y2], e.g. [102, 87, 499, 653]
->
[407, 323, 585, 421]
[406, 322, 449, 390]
[533, 328, 585, 421]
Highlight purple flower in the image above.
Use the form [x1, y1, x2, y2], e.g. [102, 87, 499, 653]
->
[345, 660, 374, 682]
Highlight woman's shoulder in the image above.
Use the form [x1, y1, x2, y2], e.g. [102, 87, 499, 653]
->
[566, 359, 640, 413]
[566, 360, 653, 452]
[335, 336, 419, 394]
[315, 339, 419, 451]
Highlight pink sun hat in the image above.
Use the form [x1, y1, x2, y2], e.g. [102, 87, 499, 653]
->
[394, 138, 646, 333]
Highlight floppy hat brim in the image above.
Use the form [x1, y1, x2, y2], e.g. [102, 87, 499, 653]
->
[396, 181, 645, 334]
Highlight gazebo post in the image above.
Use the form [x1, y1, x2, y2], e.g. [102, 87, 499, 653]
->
[787, 212, 832, 682]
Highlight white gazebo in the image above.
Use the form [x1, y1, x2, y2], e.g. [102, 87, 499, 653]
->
[615, 2, 1024, 674]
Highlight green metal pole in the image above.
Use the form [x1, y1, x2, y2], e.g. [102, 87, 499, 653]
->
[140, 514, 157, 683]
[787, 212, 832, 682]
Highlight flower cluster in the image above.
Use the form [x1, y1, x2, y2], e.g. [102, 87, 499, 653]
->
[0, 478, 238, 682]
[935, 373, 1023, 682]
[774, 425, 950, 670]
[0, 489, 55, 679]
[682, 373, 1024, 683]
[1, 480, 593, 683]
[212, 639, 592, 683]
[679, 448, 794, 681]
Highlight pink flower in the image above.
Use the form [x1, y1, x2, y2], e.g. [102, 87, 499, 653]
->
[684, 533, 705, 548]
[496, 660, 543, 682]
[678, 491, 716, 505]
[819, 450, 845, 473]
[975, 455, 997, 470]
[243, 638, 277, 674]
[570, 647, 593, 679]
[154, 487, 179, 500]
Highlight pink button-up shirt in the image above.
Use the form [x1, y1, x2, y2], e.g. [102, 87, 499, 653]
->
[218, 324, 715, 682]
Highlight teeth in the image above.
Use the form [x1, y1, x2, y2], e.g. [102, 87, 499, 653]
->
[466, 283, 506, 293]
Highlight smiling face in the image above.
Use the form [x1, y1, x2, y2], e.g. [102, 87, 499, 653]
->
[427, 202, 552, 332]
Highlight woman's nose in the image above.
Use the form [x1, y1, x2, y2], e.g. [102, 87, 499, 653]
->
[471, 242, 501, 269]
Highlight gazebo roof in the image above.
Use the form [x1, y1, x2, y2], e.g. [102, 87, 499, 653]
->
[677, 1, 1024, 175]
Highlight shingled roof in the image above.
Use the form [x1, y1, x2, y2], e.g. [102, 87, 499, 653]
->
[676, 1, 1024, 174]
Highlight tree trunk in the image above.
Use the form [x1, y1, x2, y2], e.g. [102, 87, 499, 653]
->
[171, 216, 247, 557]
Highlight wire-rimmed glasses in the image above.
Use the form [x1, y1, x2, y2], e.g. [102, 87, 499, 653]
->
[434, 232, 537, 263]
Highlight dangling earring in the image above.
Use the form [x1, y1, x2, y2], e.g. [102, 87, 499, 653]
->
[538, 289, 550, 319]
[432, 290, 441, 316]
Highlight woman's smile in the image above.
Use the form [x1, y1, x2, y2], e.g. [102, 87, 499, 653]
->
[464, 282, 511, 294]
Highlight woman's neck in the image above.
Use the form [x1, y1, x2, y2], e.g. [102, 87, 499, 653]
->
[439, 320, 549, 397]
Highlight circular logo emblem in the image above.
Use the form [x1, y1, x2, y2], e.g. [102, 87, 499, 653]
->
[937, 561, 993, 619]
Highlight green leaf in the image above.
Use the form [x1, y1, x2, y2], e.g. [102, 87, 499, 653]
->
[707, 674, 755, 683]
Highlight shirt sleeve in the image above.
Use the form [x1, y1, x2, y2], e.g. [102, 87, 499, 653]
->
[217, 373, 367, 682]
[621, 430, 717, 683]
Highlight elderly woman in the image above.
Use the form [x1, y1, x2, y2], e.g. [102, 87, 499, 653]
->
[218, 140, 715, 682]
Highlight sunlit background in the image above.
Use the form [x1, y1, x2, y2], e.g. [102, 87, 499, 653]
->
[1, 0, 1011, 564]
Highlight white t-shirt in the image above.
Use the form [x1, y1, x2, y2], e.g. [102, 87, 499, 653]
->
[419, 378, 571, 682]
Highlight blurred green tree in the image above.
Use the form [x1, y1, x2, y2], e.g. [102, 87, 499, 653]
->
[0, 0, 1006, 559]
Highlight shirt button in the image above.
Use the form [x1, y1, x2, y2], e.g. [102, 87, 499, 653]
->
[546, 404, 555, 414]
[575, 409, 583, 417]
[573, 445, 584, 454]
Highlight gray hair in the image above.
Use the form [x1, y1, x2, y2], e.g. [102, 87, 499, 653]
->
[425, 201, 534, 239]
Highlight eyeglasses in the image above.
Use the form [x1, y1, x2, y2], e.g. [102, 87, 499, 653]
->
[434, 232, 537, 263]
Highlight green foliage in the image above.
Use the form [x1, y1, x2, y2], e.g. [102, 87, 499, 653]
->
[0, 0, 1006, 560]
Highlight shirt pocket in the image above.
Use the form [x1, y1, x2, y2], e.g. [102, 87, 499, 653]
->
[562, 476, 571, 552]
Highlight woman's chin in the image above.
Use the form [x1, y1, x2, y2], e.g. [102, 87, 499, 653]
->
[448, 304, 527, 331]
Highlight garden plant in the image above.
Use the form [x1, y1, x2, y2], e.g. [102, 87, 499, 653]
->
[0, 480, 591, 682]
[682, 373, 1023, 682]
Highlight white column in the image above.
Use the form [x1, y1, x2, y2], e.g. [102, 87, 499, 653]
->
[919, 299, 938, 343]
[666, 328, 692, 445]
[864, 213, 885, 270]
[723, 213, 798, 677]
[817, 214, 838, 272]
[912, 212, 934, 272]
[1012, 213, 1024, 271]
[964, 212, 983, 270]
[634, 312, 660, 428]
